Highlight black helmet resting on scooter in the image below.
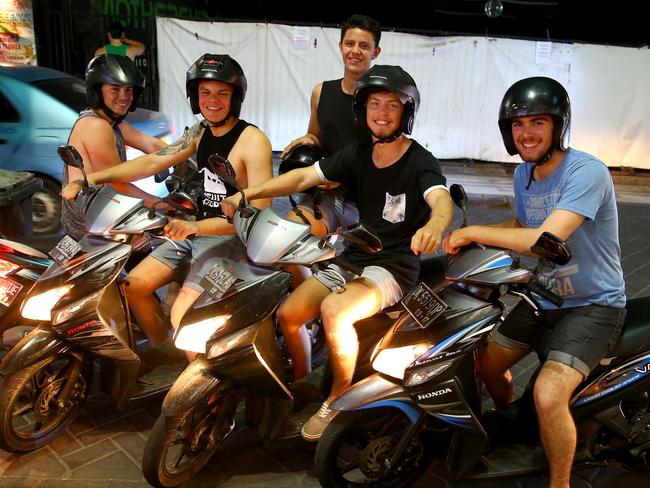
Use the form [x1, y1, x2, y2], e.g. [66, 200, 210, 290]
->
[278, 144, 323, 175]
[186, 53, 247, 121]
[498, 76, 571, 156]
[353, 64, 420, 141]
[85, 54, 144, 114]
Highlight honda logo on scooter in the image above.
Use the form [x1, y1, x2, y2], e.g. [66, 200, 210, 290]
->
[417, 387, 452, 400]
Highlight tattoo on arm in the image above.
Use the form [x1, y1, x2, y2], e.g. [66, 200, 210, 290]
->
[155, 123, 202, 155]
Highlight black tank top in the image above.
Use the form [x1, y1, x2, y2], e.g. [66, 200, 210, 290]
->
[195, 119, 252, 219]
[317, 79, 366, 156]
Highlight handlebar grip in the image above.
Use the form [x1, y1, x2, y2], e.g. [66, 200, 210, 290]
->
[332, 256, 363, 276]
[530, 281, 564, 307]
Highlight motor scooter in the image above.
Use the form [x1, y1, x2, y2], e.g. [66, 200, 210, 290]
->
[314, 185, 650, 487]
[0, 237, 52, 351]
[140, 156, 449, 488]
[0, 145, 198, 452]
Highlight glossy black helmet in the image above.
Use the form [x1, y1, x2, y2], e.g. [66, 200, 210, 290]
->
[278, 144, 323, 174]
[186, 53, 247, 117]
[354, 65, 420, 136]
[85, 54, 144, 112]
[498, 76, 571, 156]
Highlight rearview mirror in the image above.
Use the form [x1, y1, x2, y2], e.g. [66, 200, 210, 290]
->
[530, 232, 572, 266]
[57, 145, 84, 169]
[208, 153, 240, 191]
[449, 183, 468, 228]
[339, 224, 382, 253]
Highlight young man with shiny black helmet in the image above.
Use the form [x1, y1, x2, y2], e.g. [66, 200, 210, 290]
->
[223, 64, 454, 441]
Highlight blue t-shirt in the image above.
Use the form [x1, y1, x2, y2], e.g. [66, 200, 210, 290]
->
[514, 148, 626, 309]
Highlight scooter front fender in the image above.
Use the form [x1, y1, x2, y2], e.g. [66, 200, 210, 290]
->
[162, 357, 220, 416]
[330, 373, 424, 424]
[0, 325, 67, 377]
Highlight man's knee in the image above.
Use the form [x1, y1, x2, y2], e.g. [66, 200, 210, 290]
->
[170, 287, 201, 328]
[533, 361, 582, 415]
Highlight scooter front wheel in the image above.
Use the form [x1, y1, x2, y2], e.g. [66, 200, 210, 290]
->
[142, 390, 239, 488]
[315, 407, 436, 488]
[0, 354, 91, 452]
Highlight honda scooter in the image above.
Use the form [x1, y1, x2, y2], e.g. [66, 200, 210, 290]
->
[140, 156, 449, 488]
[0, 145, 197, 452]
[314, 185, 650, 487]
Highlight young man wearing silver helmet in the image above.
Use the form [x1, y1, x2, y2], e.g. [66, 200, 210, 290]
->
[443, 77, 626, 488]
[222, 64, 454, 441]
[62, 54, 167, 241]
[62, 53, 273, 362]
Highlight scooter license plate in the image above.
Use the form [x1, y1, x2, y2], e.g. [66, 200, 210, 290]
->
[0, 276, 23, 307]
[401, 282, 448, 329]
[200, 261, 236, 300]
[49, 235, 82, 265]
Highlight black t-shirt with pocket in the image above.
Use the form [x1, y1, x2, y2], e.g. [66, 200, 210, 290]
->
[317, 140, 447, 292]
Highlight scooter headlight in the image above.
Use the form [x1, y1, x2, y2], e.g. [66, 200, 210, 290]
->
[404, 361, 453, 387]
[207, 324, 256, 360]
[372, 343, 431, 379]
[174, 315, 230, 353]
[21, 285, 73, 321]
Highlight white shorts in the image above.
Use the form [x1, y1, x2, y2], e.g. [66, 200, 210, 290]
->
[313, 263, 403, 310]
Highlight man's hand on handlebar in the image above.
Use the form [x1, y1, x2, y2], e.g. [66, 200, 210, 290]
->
[164, 219, 199, 240]
[61, 180, 84, 200]
[442, 228, 475, 255]
[221, 192, 243, 220]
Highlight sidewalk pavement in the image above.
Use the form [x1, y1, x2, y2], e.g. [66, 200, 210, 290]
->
[1, 162, 649, 487]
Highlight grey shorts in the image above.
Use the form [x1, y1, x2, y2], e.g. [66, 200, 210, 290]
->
[313, 263, 403, 310]
[149, 234, 246, 292]
[295, 190, 358, 232]
[492, 301, 626, 377]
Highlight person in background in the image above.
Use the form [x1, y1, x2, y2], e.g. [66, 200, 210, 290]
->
[223, 65, 454, 441]
[62, 54, 273, 364]
[280, 13, 382, 238]
[94, 21, 145, 60]
[62, 54, 166, 242]
[443, 77, 626, 488]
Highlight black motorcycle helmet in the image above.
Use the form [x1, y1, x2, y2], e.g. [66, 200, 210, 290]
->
[278, 144, 323, 174]
[186, 54, 247, 121]
[353, 65, 420, 139]
[498, 76, 571, 156]
[85, 54, 144, 113]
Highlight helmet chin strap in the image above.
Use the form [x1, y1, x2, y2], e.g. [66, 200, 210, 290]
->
[202, 114, 230, 128]
[371, 129, 402, 146]
[98, 104, 126, 124]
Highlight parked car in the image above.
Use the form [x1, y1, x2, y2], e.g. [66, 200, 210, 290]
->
[0, 63, 172, 235]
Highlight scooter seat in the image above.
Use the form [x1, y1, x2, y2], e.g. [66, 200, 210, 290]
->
[606, 296, 650, 359]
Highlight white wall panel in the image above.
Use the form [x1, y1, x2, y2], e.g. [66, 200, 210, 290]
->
[157, 18, 650, 169]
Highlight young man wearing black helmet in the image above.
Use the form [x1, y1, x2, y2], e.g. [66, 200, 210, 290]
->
[62, 53, 273, 362]
[62, 54, 167, 241]
[443, 77, 625, 488]
[280, 14, 382, 238]
[222, 65, 454, 441]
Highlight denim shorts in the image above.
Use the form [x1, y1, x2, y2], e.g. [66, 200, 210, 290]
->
[492, 301, 626, 377]
[294, 190, 359, 232]
[149, 234, 245, 292]
[313, 263, 403, 310]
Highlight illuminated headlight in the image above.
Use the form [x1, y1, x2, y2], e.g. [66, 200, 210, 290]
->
[52, 290, 103, 325]
[372, 343, 431, 379]
[207, 324, 256, 360]
[21, 285, 72, 321]
[174, 315, 230, 353]
[0, 258, 19, 277]
[404, 361, 453, 387]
